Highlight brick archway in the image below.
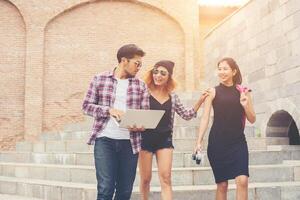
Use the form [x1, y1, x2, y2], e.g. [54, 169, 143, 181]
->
[43, 0, 185, 132]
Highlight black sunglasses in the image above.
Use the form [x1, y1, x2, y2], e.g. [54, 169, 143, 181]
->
[152, 68, 169, 76]
[127, 58, 142, 68]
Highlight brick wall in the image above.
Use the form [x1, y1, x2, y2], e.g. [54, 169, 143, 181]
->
[0, 0, 200, 149]
[0, 0, 25, 149]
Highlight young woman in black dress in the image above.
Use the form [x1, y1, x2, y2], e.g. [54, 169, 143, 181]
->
[195, 57, 256, 200]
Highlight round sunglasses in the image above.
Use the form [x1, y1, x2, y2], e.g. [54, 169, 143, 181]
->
[152, 68, 169, 76]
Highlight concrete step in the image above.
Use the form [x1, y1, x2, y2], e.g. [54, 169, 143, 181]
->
[1, 148, 300, 167]
[15, 137, 289, 153]
[62, 115, 257, 137]
[283, 160, 300, 165]
[171, 137, 289, 151]
[0, 176, 94, 200]
[267, 145, 300, 151]
[1, 162, 299, 186]
[39, 126, 257, 141]
[39, 127, 201, 141]
[0, 194, 43, 200]
[132, 182, 300, 200]
[0, 176, 300, 200]
[62, 115, 209, 132]
[266, 127, 290, 137]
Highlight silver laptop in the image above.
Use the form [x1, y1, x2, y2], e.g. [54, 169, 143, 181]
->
[113, 109, 165, 129]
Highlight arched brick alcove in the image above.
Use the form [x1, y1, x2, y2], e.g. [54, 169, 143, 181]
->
[266, 110, 300, 145]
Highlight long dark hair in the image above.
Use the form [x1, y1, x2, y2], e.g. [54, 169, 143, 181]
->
[218, 57, 242, 85]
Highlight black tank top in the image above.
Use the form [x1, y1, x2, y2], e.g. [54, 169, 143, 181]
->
[144, 95, 172, 134]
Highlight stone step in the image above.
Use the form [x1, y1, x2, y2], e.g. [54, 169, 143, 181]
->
[0, 176, 94, 200]
[0, 176, 300, 200]
[0, 194, 43, 200]
[39, 126, 257, 141]
[15, 137, 289, 153]
[266, 127, 290, 137]
[63, 115, 257, 136]
[62, 115, 207, 132]
[173, 115, 207, 126]
[131, 182, 300, 200]
[40, 127, 201, 141]
[170, 137, 289, 151]
[267, 145, 300, 151]
[1, 162, 299, 186]
[1, 148, 300, 167]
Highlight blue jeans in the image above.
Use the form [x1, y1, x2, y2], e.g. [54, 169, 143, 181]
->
[94, 137, 138, 200]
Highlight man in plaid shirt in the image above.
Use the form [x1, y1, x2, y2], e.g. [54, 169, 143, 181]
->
[82, 44, 149, 200]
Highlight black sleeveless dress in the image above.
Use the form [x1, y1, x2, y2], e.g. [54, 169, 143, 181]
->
[207, 83, 249, 183]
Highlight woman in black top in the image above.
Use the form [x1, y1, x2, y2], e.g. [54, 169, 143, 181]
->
[139, 60, 208, 200]
[195, 57, 256, 200]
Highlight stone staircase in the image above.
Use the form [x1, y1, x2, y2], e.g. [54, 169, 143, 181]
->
[1, 96, 300, 199]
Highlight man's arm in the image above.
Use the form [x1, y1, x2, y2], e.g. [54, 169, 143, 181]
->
[82, 75, 110, 119]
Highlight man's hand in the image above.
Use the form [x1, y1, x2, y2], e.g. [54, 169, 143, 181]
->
[127, 124, 145, 132]
[109, 108, 124, 122]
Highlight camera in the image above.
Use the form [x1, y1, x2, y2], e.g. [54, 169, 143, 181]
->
[192, 150, 202, 165]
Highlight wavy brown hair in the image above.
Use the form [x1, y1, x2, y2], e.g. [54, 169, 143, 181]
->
[143, 67, 177, 94]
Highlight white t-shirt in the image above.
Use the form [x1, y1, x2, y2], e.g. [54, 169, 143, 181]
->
[99, 78, 130, 139]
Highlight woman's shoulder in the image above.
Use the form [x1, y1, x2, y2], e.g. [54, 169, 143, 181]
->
[208, 87, 216, 92]
[207, 87, 216, 95]
[204, 87, 216, 100]
[170, 92, 177, 97]
[170, 92, 179, 100]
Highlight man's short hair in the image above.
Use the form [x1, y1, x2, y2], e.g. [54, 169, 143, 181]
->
[117, 44, 145, 63]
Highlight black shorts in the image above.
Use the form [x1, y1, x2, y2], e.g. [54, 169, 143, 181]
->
[141, 131, 174, 153]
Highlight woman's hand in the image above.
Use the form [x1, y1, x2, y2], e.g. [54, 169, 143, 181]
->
[194, 139, 203, 154]
[199, 90, 209, 104]
[240, 91, 249, 108]
[240, 90, 256, 123]
[193, 90, 210, 112]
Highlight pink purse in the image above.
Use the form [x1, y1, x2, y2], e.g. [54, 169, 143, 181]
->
[236, 84, 252, 93]
[235, 84, 252, 128]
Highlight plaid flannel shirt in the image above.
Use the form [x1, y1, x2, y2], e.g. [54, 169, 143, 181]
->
[82, 70, 150, 154]
[169, 93, 197, 130]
